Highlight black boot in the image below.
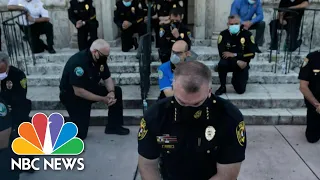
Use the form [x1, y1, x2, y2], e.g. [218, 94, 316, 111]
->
[215, 86, 226, 96]
[105, 126, 130, 135]
[133, 37, 139, 50]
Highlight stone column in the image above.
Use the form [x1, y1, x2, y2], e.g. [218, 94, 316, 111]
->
[101, 0, 118, 41]
[193, 0, 206, 39]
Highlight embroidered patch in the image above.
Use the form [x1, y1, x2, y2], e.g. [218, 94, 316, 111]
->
[194, 110, 202, 119]
[0, 103, 7, 117]
[236, 121, 246, 146]
[187, 31, 191, 38]
[138, 118, 148, 140]
[74, 67, 84, 77]
[160, 28, 165, 37]
[20, 78, 27, 89]
[158, 70, 163, 79]
[250, 35, 255, 44]
[218, 35, 222, 44]
[205, 126, 216, 141]
[302, 58, 309, 68]
[6, 81, 13, 90]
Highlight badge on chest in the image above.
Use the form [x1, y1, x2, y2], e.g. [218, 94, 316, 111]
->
[205, 126, 216, 141]
[6, 81, 13, 90]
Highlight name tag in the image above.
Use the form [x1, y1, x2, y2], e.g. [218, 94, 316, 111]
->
[157, 135, 178, 144]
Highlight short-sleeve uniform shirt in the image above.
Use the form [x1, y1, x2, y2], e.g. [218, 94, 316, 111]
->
[8, 0, 49, 25]
[158, 61, 174, 91]
[298, 51, 320, 109]
[138, 95, 247, 180]
[59, 49, 111, 96]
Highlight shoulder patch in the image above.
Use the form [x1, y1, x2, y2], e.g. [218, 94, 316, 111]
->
[158, 70, 163, 79]
[218, 35, 223, 44]
[20, 78, 27, 89]
[187, 31, 191, 38]
[179, 1, 184, 7]
[160, 28, 165, 37]
[157, 4, 161, 10]
[236, 121, 246, 146]
[0, 103, 7, 117]
[302, 58, 309, 68]
[74, 67, 84, 77]
[138, 118, 148, 140]
[250, 35, 255, 44]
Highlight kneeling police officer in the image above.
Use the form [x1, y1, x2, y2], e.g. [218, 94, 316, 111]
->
[59, 39, 130, 140]
[0, 97, 20, 180]
[299, 50, 320, 143]
[138, 61, 247, 180]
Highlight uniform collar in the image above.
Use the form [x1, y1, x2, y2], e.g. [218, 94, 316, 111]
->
[170, 94, 220, 124]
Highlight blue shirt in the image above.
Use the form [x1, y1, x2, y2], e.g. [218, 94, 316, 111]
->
[158, 61, 174, 91]
[230, 0, 264, 24]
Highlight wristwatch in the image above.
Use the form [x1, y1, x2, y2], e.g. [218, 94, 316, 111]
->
[82, 21, 86, 25]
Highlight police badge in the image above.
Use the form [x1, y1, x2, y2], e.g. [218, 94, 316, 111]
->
[205, 126, 216, 141]
[131, 7, 135, 13]
[138, 3, 142, 9]
[6, 81, 13, 90]
[240, 37, 245, 45]
[100, 65, 104, 72]
[85, 4, 89, 10]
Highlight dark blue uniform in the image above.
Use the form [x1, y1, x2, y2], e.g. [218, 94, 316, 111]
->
[59, 49, 124, 139]
[68, 0, 99, 51]
[298, 51, 320, 143]
[0, 97, 20, 180]
[138, 95, 246, 180]
[158, 61, 174, 99]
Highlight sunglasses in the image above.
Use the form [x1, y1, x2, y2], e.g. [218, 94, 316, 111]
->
[95, 49, 109, 58]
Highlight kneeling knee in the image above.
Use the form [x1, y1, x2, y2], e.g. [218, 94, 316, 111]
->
[305, 132, 320, 143]
[234, 87, 246, 94]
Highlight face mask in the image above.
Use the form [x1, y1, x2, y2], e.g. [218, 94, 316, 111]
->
[229, 24, 240, 34]
[248, 0, 255, 4]
[0, 72, 8, 81]
[170, 54, 181, 65]
[123, 0, 132, 7]
[97, 56, 107, 65]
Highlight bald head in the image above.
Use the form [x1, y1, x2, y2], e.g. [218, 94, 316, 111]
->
[172, 40, 188, 52]
[90, 39, 110, 64]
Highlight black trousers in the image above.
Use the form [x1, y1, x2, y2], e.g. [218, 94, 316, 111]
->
[22, 22, 54, 53]
[121, 25, 136, 52]
[218, 59, 249, 94]
[269, 18, 301, 51]
[0, 147, 20, 180]
[152, 19, 160, 48]
[77, 20, 98, 51]
[60, 86, 124, 140]
[305, 108, 320, 143]
[249, 21, 265, 46]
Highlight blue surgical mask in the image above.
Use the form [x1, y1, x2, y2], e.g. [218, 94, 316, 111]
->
[170, 54, 181, 64]
[123, 0, 132, 7]
[229, 24, 240, 34]
[248, 0, 255, 4]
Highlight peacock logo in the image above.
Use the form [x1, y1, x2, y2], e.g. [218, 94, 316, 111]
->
[11, 113, 84, 155]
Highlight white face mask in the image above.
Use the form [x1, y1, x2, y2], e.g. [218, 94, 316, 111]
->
[0, 72, 8, 80]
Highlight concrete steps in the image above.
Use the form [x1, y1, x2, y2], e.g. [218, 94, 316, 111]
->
[27, 84, 307, 125]
[27, 71, 299, 86]
[29, 108, 306, 126]
[26, 61, 276, 75]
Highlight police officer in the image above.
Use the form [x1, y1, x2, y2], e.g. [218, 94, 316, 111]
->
[68, 0, 99, 51]
[7, 0, 56, 54]
[114, 0, 141, 52]
[158, 8, 191, 63]
[215, 15, 256, 95]
[298, 50, 320, 143]
[138, 61, 246, 180]
[59, 39, 130, 139]
[157, 0, 184, 25]
[136, 0, 157, 37]
[158, 40, 190, 100]
[0, 52, 31, 137]
[0, 97, 20, 180]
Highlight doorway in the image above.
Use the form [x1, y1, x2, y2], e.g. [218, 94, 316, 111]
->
[182, 0, 194, 33]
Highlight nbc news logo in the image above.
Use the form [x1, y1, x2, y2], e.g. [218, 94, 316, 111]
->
[11, 113, 85, 171]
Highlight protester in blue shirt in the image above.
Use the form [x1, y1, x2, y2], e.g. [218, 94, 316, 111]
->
[230, 0, 264, 52]
[158, 40, 190, 100]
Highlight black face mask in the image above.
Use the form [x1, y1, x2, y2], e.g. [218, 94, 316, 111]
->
[94, 50, 108, 66]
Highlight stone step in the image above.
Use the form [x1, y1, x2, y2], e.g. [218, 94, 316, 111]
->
[29, 108, 307, 125]
[21, 47, 308, 64]
[28, 84, 305, 110]
[26, 61, 276, 75]
[27, 71, 299, 86]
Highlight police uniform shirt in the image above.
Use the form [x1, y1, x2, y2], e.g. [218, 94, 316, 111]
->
[279, 0, 308, 19]
[156, 0, 184, 17]
[218, 29, 256, 63]
[0, 66, 27, 107]
[160, 23, 192, 50]
[68, 0, 97, 26]
[138, 95, 246, 180]
[8, 0, 49, 25]
[298, 51, 320, 109]
[59, 49, 111, 95]
[158, 61, 174, 91]
[114, 0, 142, 29]
[137, 0, 156, 20]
